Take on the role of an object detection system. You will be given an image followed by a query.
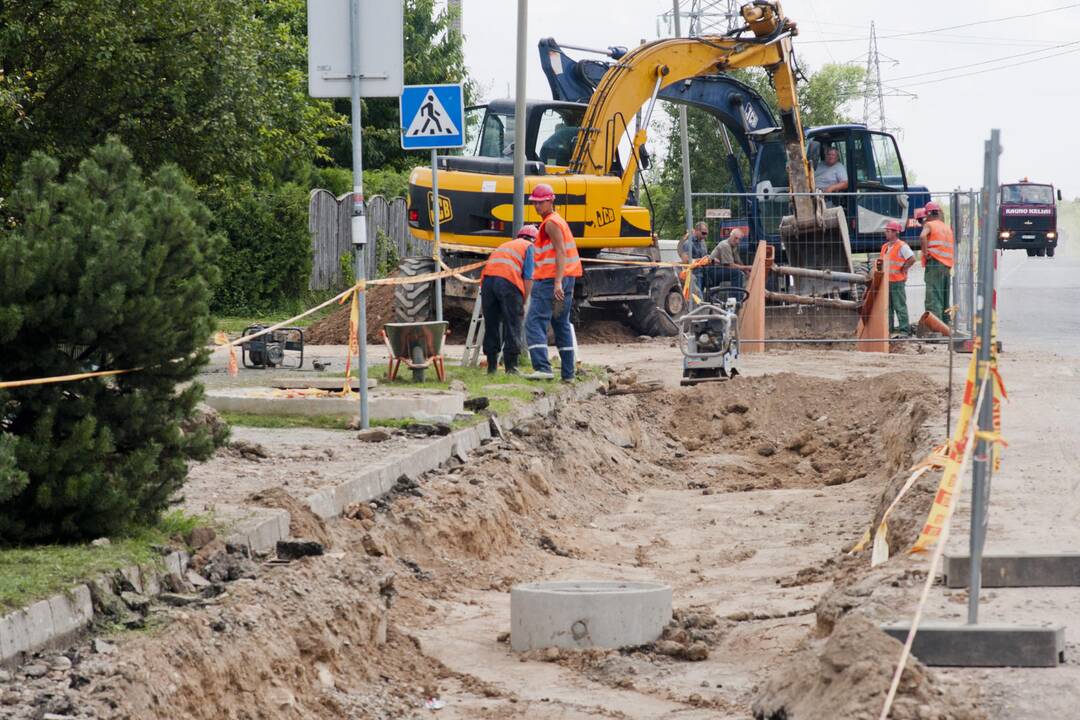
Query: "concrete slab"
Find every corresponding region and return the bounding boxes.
[881,622,1065,667]
[511,580,672,652]
[204,387,464,419]
[47,585,93,639]
[271,378,377,391]
[23,599,54,651]
[943,553,1080,588]
[224,508,290,555]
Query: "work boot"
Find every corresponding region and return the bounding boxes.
[486,355,499,375]
[504,355,519,375]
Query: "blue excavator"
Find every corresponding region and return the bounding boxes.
[537,37,930,254]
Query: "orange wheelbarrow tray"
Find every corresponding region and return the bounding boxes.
[380,321,450,382]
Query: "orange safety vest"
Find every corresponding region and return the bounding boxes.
[880,240,911,283]
[533,212,583,280]
[923,219,954,268]
[481,237,532,296]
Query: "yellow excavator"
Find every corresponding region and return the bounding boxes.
[400,0,848,331]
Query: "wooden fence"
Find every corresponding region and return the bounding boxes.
[308,191,427,290]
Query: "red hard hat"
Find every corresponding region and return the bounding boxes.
[527,183,556,202]
[914,208,927,220]
[884,220,904,232]
[516,224,539,240]
[924,201,942,213]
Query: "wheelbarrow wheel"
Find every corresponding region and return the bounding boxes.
[411,345,426,383]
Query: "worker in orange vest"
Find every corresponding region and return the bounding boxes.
[523,183,583,381]
[880,219,916,335]
[479,225,537,375]
[919,201,955,322]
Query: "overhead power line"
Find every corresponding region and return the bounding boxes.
[884,39,1080,82]
[800,2,1080,44]
[890,45,1080,88]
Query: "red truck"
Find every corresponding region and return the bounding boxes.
[997,179,1061,257]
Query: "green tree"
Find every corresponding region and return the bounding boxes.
[0,139,225,542]
[0,0,342,190]
[647,64,866,238]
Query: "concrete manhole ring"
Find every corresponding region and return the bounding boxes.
[510,580,672,651]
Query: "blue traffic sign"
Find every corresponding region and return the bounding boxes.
[400,84,465,150]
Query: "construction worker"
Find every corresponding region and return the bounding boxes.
[524,183,583,382]
[880,219,916,335]
[678,221,710,297]
[479,225,537,375]
[919,201,954,322]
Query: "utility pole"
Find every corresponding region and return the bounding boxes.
[348,0,370,429]
[860,21,916,134]
[512,0,528,233]
[672,0,693,236]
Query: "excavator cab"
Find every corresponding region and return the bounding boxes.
[460,99,585,170]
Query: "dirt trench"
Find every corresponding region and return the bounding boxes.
[6,372,984,719]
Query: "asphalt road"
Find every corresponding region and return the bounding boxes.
[996,248,1080,356]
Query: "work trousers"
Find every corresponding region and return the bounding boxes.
[526,277,576,380]
[924,258,951,322]
[889,281,910,334]
[480,276,524,370]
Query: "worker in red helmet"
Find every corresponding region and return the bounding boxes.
[523,183,582,382]
[919,201,954,322]
[479,225,538,375]
[880,219,916,336]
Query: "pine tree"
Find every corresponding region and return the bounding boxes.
[0,138,225,542]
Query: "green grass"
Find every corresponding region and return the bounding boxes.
[0,510,211,612]
[213,299,340,336]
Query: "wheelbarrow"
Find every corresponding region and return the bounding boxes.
[381,321,450,382]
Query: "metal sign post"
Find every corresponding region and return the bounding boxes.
[308,0,403,429]
[400,83,466,324]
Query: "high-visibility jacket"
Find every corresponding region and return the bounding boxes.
[922,219,955,268]
[481,238,532,296]
[880,240,912,283]
[533,212,582,280]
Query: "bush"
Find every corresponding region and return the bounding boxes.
[0,138,225,542]
[206,181,312,314]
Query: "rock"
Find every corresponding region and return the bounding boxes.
[826,471,850,486]
[464,396,489,412]
[361,532,388,557]
[229,439,268,460]
[0,669,10,683]
[185,526,217,550]
[449,379,468,393]
[725,401,749,414]
[496,632,510,644]
[655,640,684,657]
[182,404,230,446]
[344,502,375,521]
[1,690,21,705]
[315,662,335,690]
[162,572,192,593]
[186,570,211,589]
[23,663,48,678]
[688,693,703,705]
[90,537,111,548]
[276,539,325,560]
[119,591,150,613]
[48,656,72,671]
[158,593,201,607]
[87,577,129,620]
[542,647,561,662]
[92,639,117,655]
[203,550,258,583]
[684,642,709,661]
[756,444,777,457]
[356,428,392,443]
[267,687,296,708]
[726,610,752,621]
[489,416,505,439]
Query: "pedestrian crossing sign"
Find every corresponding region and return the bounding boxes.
[400,84,465,150]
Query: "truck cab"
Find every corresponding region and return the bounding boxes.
[998,180,1060,257]
[752,124,931,253]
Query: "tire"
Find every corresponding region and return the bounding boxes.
[1047,246,1056,258]
[1026,248,1037,257]
[627,273,681,337]
[1036,248,1046,257]
[410,345,426,383]
[394,256,437,322]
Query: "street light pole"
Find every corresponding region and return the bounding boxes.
[513,0,528,232]
[349,0,370,429]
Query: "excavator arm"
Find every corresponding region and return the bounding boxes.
[568,1,822,232]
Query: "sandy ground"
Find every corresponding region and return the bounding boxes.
[4,251,1077,719]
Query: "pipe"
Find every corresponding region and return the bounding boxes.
[764,291,859,311]
[770,265,869,285]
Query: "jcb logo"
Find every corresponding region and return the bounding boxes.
[595,207,615,227]
[427,192,453,225]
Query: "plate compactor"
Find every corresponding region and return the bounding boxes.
[678,290,745,386]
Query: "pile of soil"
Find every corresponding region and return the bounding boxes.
[575,319,639,344]
[751,614,985,720]
[306,283,396,344]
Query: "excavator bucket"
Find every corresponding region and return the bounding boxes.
[778,206,854,297]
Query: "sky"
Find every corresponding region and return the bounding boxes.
[458,0,1080,197]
